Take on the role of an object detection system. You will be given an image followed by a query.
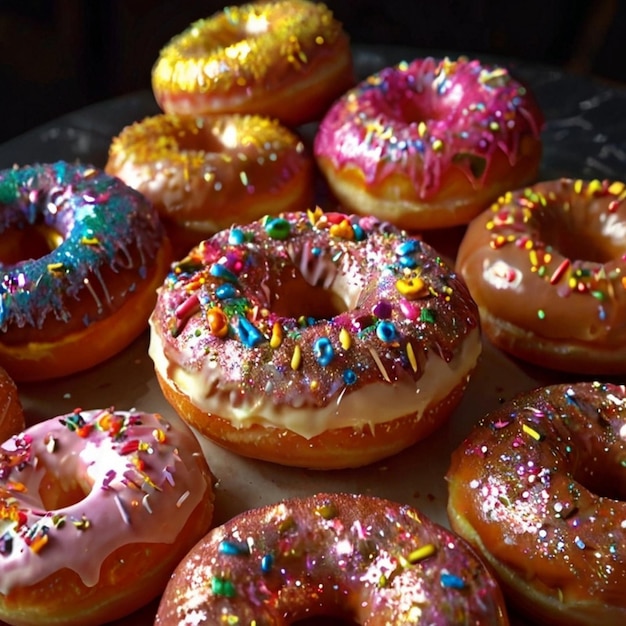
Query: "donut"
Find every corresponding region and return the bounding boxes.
[446,381,626,626]
[155,492,509,625]
[0,162,172,382]
[456,178,626,375]
[148,208,481,469]
[314,56,544,230]
[0,366,24,443]
[105,113,314,257]
[150,0,355,127]
[0,407,215,626]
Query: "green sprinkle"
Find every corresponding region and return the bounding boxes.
[264,217,290,240]
[537,309,546,320]
[211,576,236,597]
[0,174,18,204]
[420,308,436,323]
[591,290,605,301]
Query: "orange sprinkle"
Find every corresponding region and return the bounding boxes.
[207,308,229,337]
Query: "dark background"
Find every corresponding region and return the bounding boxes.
[0,0,624,144]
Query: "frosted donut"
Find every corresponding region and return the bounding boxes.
[151,0,354,127]
[314,56,543,230]
[0,366,24,443]
[155,492,509,625]
[456,178,626,375]
[106,113,314,257]
[148,208,481,469]
[0,408,214,626]
[0,162,172,382]
[447,381,626,626]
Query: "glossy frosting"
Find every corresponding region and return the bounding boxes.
[447,382,626,626]
[314,56,542,210]
[0,408,213,595]
[456,178,626,373]
[155,492,509,625]
[151,0,354,125]
[0,367,23,444]
[149,209,481,439]
[0,162,165,337]
[106,113,314,247]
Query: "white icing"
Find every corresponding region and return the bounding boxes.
[149,325,481,439]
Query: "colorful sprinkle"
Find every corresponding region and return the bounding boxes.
[264,216,291,240]
[313,337,334,366]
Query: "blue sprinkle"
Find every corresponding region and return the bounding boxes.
[343,369,357,385]
[575,536,586,550]
[395,239,422,257]
[215,283,238,300]
[376,320,397,342]
[228,228,246,245]
[235,318,265,348]
[441,572,466,589]
[352,223,365,241]
[261,554,274,573]
[311,247,322,256]
[398,255,419,269]
[313,337,334,366]
[210,263,238,283]
[0,532,13,556]
[218,540,250,556]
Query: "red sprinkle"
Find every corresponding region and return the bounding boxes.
[549,259,570,285]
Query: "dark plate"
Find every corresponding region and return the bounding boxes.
[2,45,624,626]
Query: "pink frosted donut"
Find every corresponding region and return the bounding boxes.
[155,492,510,625]
[314,56,544,230]
[148,208,481,469]
[0,408,214,626]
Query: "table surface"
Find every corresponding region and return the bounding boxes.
[1,45,625,625]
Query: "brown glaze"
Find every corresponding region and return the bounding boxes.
[456,178,626,374]
[447,381,626,626]
[0,366,23,442]
[156,492,509,625]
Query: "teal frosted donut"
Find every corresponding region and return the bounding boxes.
[0,162,171,381]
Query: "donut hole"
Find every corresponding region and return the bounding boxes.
[36,464,94,510]
[572,449,626,502]
[168,123,225,154]
[395,94,451,125]
[272,275,348,320]
[0,223,63,265]
[271,266,352,321]
[535,206,621,263]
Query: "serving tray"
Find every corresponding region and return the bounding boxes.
[1,44,625,625]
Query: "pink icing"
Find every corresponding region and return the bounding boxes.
[0,409,212,594]
[314,57,543,198]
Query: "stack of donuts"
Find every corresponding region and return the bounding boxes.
[1,0,626,624]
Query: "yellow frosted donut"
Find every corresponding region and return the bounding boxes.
[106,113,314,257]
[151,0,355,127]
